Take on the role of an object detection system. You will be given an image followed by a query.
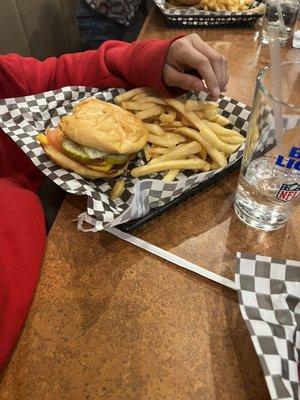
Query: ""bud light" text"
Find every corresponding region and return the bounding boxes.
[275,147,300,170]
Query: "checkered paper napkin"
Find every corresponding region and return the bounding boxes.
[0,87,250,231]
[235,253,300,400]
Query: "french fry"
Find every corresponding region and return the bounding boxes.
[219,135,245,145]
[159,107,177,124]
[115,87,151,104]
[200,140,228,167]
[131,159,210,178]
[173,125,202,142]
[150,146,170,155]
[110,180,125,199]
[199,148,207,160]
[159,112,175,124]
[195,110,204,119]
[211,161,221,170]
[166,107,177,121]
[202,120,236,136]
[230,144,243,153]
[132,93,147,101]
[165,99,236,154]
[165,133,186,143]
[137,96,166,105]
[160,121,184,128]
[135,106,164,121]
[148,134,181,148]
[146,124,166,136]
[163,169,180,182]
[143,143,152,162]
[202,121,245,145]
[150,141,202,165]
[213,114,231,126]
[186,100,201,112]
[181,115,193,127]
[122,101,156,111]
[185,99,218,112]
[174,127,227,167]
[202,107,219,121]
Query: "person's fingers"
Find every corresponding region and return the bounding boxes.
[165,34,229,97]
[163,64,206,92]
[223,74,229,92]
[191,35,228,91]
[220,57,228,92]
[174,46,220,98]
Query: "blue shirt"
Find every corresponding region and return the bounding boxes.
[85,0,142,25]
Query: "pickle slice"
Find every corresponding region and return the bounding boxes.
[62,137,130,166]
[61,138,92,164]
[104,154,130,165]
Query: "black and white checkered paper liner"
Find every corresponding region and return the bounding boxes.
[155,0,263,17]
[253,105,300,158]
[236,253,300,400]
[0,87,250,231]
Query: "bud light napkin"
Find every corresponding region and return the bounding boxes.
[235,253,300,400]
[0,87,250,231]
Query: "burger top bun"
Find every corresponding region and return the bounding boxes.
[59,98,148,155]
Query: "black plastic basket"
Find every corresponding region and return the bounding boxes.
[155,0,263,28]
[119,159,241,231]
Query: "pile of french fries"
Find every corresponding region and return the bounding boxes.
[169,0,261,12]
[198,0,254,11]
[114,87,245,184]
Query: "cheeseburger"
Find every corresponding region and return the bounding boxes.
[37,98,148,179]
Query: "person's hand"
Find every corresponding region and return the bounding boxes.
[163,34,228,100]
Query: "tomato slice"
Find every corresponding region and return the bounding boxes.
[45,128,64,152]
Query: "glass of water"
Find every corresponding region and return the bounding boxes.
[261,0,300,44]
[234,62,300,231]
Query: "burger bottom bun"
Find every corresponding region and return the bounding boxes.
[44,145,128,180]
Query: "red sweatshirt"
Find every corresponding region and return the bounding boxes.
[0,38,176,370]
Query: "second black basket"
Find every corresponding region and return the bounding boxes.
[154,0,264,28]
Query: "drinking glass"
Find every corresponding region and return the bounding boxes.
[261,0,300,44]
[234,62,300,231]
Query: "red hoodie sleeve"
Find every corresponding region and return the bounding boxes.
[0,37,180,372]
[0,39,177,99]
[0,178,46,370]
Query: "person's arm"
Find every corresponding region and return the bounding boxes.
[0,39,176,99]
[0,35,228,101]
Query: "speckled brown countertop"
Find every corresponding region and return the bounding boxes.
[0,9,299,400]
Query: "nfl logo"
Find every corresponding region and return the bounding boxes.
[276,182,300,202]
